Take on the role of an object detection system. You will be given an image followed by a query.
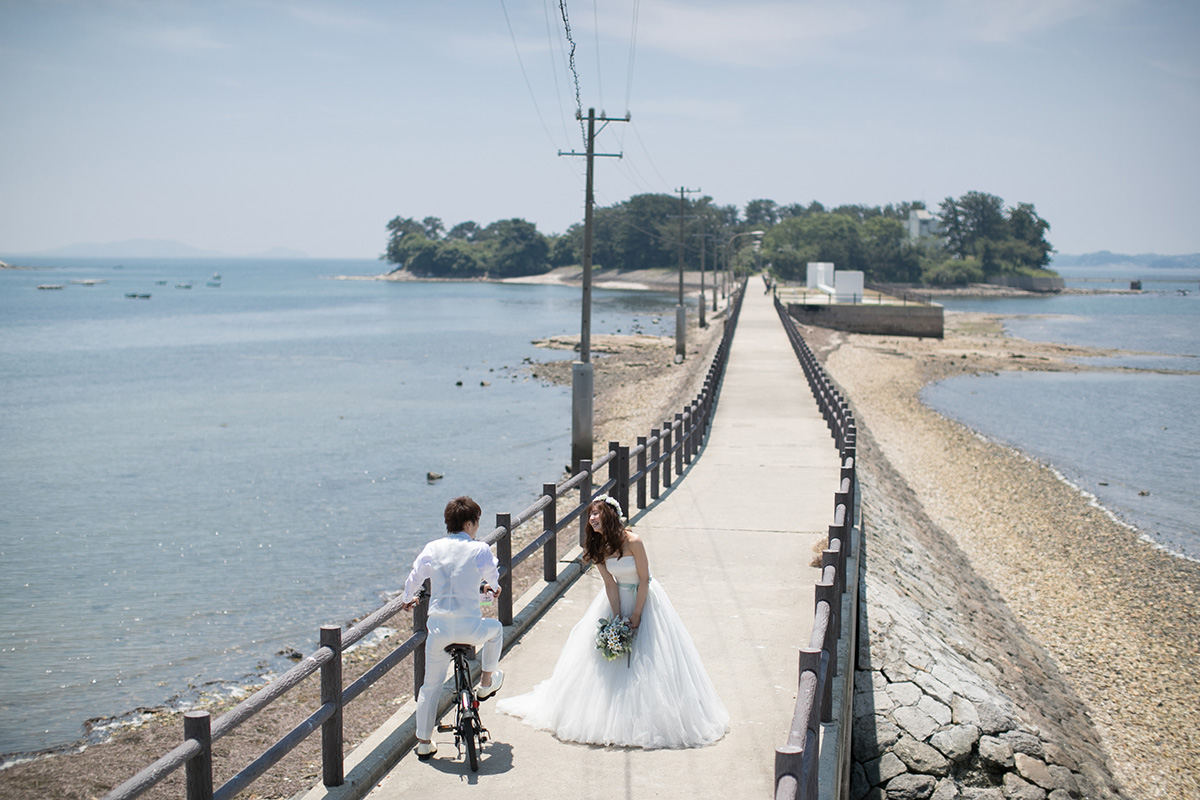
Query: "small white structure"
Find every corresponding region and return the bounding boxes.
[806,262,864,303]
[907,209,942,241]
[807,262,835,292]
[834,270,864,303]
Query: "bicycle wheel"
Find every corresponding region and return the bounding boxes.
[463,713,479,771]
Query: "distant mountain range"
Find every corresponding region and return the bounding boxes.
[8,238,309,259]
[1051,251,1200,270]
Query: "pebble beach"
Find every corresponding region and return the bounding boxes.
[808,311,1199,799]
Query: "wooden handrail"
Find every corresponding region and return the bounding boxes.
[772,294,860,800]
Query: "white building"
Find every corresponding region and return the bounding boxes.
[906,209,942,241]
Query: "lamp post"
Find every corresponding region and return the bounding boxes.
[725,230,765,292]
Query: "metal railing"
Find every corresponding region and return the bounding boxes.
[772,295,859,800]
[102,281,746,800]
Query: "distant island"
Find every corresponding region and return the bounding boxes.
[7,239,309,259]
[1050,251,1200,270]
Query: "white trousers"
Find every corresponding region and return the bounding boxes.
[416,613,503,740]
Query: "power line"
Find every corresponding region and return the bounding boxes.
[557,0,585,148]
[624,0,639,114]
[499,0,560,149]
[543,0,573,147]
[592,0,604,112]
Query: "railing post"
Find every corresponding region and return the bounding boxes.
[578,460,592,547]
[674,412,684,475]
[650,429,661,500]
[607,441,620,501]
[413,578,430,699]
[662,423,673,487]
[320,625,344,787]
[542,483,558,583]
[184,711,213,800]
[636,436,647,510]
[496,512,513,625]
[617,444,630,518]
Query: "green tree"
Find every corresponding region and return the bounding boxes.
[481,218,549,277]
[744,199,779,228]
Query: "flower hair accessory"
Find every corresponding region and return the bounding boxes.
[597,494,625,522]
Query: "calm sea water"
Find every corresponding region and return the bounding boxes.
[925,265,1200,562]
[0,257,680,756]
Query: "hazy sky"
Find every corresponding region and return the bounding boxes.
[2,0,1197,258]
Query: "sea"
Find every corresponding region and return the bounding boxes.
[924,265,1200,563]
[0,256,680,759]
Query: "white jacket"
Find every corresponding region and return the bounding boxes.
[402,532,500,617]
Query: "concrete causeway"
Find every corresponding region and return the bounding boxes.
[308,288,844,799]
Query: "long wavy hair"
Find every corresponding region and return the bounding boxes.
[583,499,627,565]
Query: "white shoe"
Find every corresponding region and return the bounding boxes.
[415,740,437,760]
[477,670,504,700]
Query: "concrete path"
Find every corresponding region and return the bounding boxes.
[357,288,842,799]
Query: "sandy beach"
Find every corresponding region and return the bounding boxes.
[808,311,1200,799]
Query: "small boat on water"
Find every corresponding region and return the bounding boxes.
[124,293,152,299]
[37,284,64,290]
[69,279,107,285]
[207,281,221,287]
[176,283,193,289]
[155,280,168,285]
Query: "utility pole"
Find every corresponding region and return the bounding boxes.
[674,186,700,362]
[559,107,629,472]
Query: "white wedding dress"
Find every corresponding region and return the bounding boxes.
[497,555,729,749]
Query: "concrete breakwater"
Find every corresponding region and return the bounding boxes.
[849,423,1124,800]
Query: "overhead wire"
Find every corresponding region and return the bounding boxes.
[499,0,561,151]
[558,0,586,148]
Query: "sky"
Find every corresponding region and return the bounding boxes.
[1,0,1198,259]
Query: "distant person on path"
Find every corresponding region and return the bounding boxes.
[401,496,504,760]
[498,496,728,749]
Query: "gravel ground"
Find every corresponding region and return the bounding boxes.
[808,312,1200,800]
[0,293,726,800]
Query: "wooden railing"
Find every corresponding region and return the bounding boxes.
[102,282,746,800]
[771,295,859,800]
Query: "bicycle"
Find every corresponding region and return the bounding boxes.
[412,584,495,772]
[436,642,489,771]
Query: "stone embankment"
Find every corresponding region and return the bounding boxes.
[848,424,1125,800]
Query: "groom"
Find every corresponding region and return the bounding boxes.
[401,496,505,759]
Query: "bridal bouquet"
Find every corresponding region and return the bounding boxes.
[596,616,634,663]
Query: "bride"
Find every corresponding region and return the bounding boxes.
[497,495,729,749]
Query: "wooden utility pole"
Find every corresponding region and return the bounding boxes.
[559,108,629,471]
[674,186,700,361]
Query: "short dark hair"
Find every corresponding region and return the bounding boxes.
[444,496,481,533]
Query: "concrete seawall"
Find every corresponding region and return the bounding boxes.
[786,303,944,339]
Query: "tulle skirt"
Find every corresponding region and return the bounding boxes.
[497,577,729,749]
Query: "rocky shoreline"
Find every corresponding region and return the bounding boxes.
[803,314,1199,799]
